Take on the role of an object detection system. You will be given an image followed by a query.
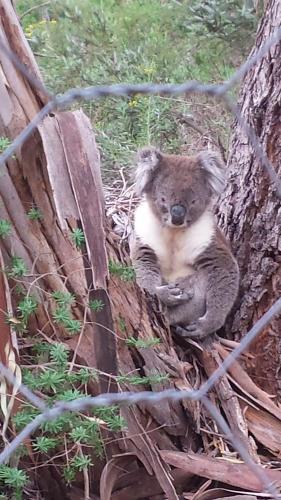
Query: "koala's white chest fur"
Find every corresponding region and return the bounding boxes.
[134,200,215,282]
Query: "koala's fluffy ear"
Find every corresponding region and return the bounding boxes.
[197,150,226,196]
[134,146,162,195]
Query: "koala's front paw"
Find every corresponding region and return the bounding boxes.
[156,284,193,306]
[175,318,210,340]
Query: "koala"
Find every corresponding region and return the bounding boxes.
[130,146,239,340]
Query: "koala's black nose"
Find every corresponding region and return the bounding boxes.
[170,204,186,225]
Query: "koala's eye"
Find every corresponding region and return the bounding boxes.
[191,199,196,205]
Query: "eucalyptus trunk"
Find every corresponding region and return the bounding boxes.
[219,0,281,396]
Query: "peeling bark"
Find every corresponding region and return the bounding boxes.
[219,0,281,396]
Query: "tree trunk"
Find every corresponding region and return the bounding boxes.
[219,0,281,396]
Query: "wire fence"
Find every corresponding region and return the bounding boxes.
[1,17,281,500]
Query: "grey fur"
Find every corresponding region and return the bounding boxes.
[135,146,161,196]
[198,150,226,196]
[130,146,239,340]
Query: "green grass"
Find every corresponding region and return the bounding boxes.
[17,0,257,179]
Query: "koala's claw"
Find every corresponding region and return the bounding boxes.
[175,320,209,340]
[156,284,193,306]
[167,285,183,295]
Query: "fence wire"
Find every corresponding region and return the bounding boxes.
[0,19,281,500]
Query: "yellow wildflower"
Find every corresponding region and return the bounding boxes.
[128,99,138,108]
[143,67,154,75]
[25,23,33,35]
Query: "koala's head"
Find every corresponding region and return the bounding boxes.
[135,146,225,228]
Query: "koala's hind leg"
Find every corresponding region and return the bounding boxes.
[167,272,207,326]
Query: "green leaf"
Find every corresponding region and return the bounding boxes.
[8,256,27,277]
[64,318,81,334]
[71,454,92,471]
[17,296,38,324]
[107,414,126,432]
[33,436,58,453]
[53,306,81,334]
[27,207,43,220]
[57,388,83,401]
[93,405,126,431]
[52,290,75,306]
[89,299,104,312]
[13,405,40,430]
[38,369,66,392]
[0,219,12,238]
[0,465,27,489]
[64,465,76,483]
[69,425,89,442]
[126,337,161,348]
[108,260,135,281]
[42,413,73,433]
[53,306,71,324]
[116,373,169,385]
[0,137,11,152]
[22,370,39,391]
[71,228,85,248]
[50,343,69,366]
[74,367,98,384]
